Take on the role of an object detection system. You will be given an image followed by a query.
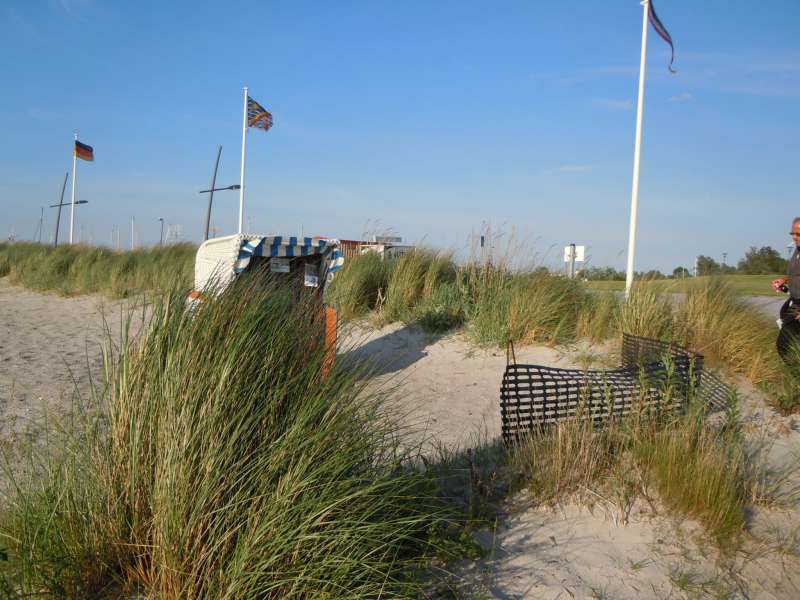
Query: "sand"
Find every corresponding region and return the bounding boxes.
[339,321,590,450]
[0,279,138,442]
[2,278,800,598]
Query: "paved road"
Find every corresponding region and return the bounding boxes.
[742,296,785,321]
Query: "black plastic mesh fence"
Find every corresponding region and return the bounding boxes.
[621,333,731,410]
[621,333,701,370]
[499,333,732,445]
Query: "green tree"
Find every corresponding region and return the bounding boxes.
[696,255,721,276]
[672,266,690,278]
[584,266,625,281]
[737,246,788,274]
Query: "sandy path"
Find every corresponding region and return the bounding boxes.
[0,279,135,442]
[340,322,588,450]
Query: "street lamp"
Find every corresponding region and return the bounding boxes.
[49,200,88,207]
[50,200,88,247]
[199,184,241,241]
[199,184,241,193]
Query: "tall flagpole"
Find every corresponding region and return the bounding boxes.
[238,86,248,235]
[624,0,650,298]
[69,133,78,244]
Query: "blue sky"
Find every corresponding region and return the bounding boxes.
[1,0,798,272]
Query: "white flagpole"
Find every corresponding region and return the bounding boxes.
[238,86,248,235]
[624,0,650,298]
[69,132,78,244]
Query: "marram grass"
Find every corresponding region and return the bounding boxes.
[0,241,195,297]
[512,387,754,551]
[0,275,454,598]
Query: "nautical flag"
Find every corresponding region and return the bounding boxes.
[648,0,676,73]
[74,140,94,161]
[247,96,273,131]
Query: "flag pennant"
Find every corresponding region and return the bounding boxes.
[247,96,273,131]
[74,140,94,161]
[648,0,676,73]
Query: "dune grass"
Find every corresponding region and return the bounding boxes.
[331,254,797,411]
[0,275,464,598]
[675,278,782,385]
[327,250,393,320]
[331,251,587,346]
[587,274,783,297]
[383,250,453,322]
[604,278,798,411]
[0,242,195,297]
[511,380,757,551]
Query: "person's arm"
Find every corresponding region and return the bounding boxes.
[772,276,789,292]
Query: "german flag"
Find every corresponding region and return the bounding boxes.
[75,140,94,162]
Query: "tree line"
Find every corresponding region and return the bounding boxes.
[584,245,791,281]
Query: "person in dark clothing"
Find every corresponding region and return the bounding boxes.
[773,217,800,362]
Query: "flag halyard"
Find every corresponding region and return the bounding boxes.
[247,96,273,131]
[648,0,676,73]
[74,140,94,161]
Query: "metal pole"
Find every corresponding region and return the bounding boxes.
[624,0,650,298]
[69,133,77,243]
[238,86,248,234]
[205,145,222,240]
[569,243,576,279]
[37,207,44,243]
[54,172,69,247]
[159,218,164,245]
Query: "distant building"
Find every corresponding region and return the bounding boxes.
[338,239,366,259]
[360,236,415,258]
[338,235,415,259]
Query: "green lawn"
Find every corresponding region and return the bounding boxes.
[585,274,785,296]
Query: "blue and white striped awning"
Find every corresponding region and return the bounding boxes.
[234,236,344,276]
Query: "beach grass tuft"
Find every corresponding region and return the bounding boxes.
[512,387,754,550]
[0,275,456,598]
[0,241,195,297]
